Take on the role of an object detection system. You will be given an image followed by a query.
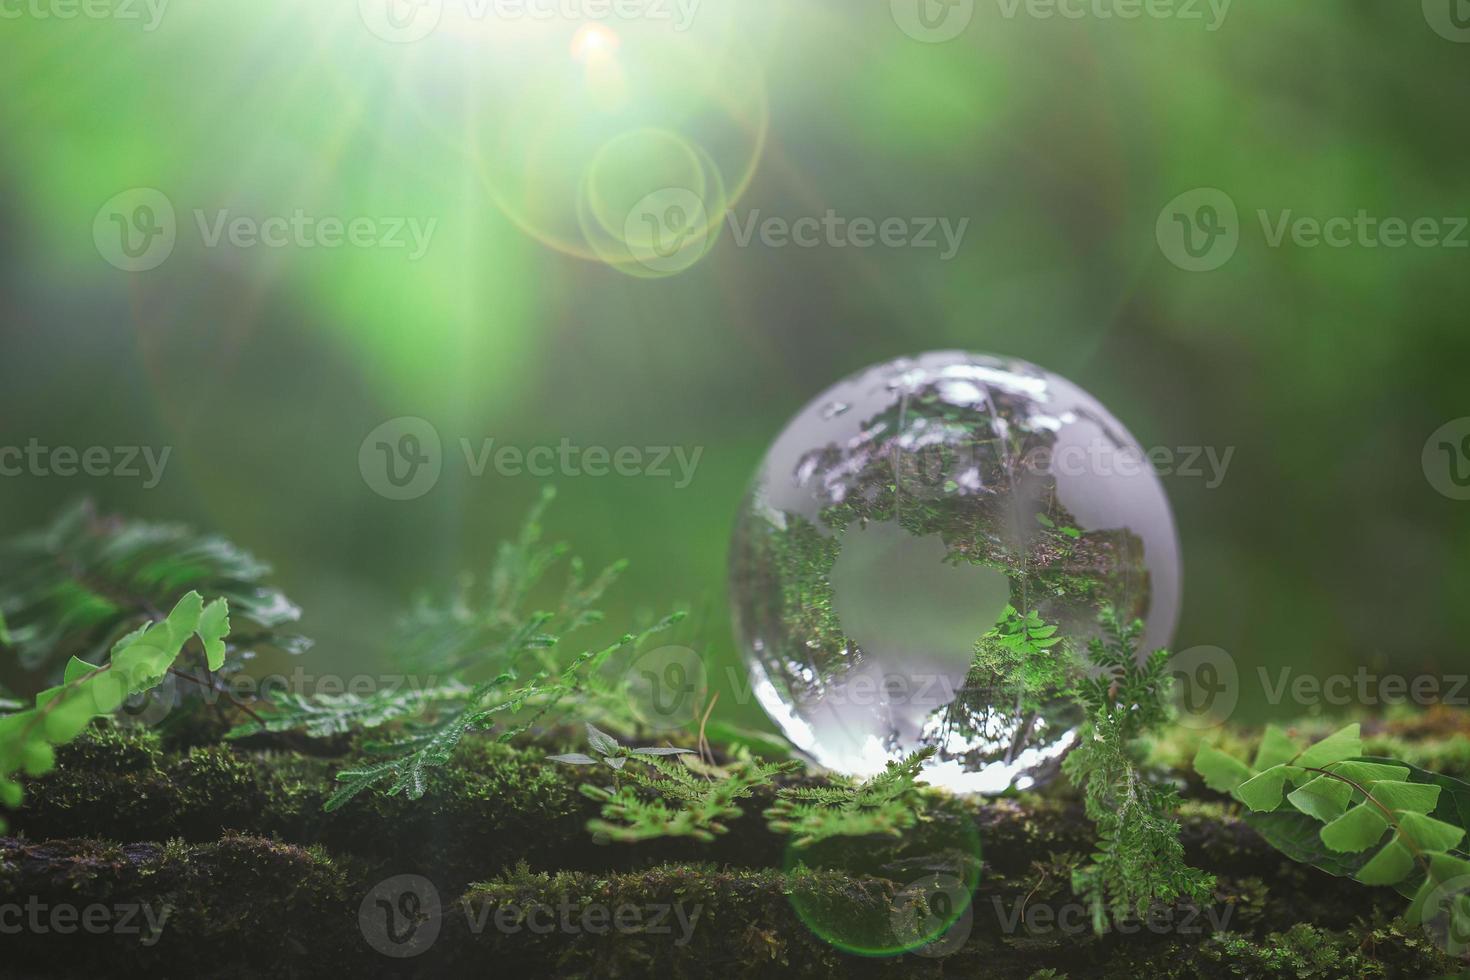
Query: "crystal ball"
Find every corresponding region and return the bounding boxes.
[729,351,1180,793]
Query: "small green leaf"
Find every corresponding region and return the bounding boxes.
[1245,809,1372,879]
[1354,838,1416,886]
[629,747,696,757]
[1372,781,1442,816]
[1238,765,1302,812]
[1406,854,1470,925]
[1320,803,1390,852]
[21,738,55,777]
[198,599,231,671]
[1288,775,1354,823]
[42,694,97,743]
[585,723,621,758]
[1328,761,1410,785]
[0,777,21,808]
[547,753,598,765]
[1195,745,1252,794]
[63,657,101,685]
[1296,724,1362,769]
[1397,811,1466,852]
[1253,725,1299,771]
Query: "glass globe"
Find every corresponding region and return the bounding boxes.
[729,351,1180,793]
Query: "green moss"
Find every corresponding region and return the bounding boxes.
[6,717,1470,977]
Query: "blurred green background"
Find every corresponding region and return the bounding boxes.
[2,1,1467,726]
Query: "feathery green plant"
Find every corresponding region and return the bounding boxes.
[198,488,686,807]
[764,747,935,847]
[224,681,472,740]
[581,754,797,843]
[547,721,695,770]
[1196,723,1470,951]
[549,720,796,842]
[324,615,681,810]
[970,605,1074,705]
[1064,606,1215,931]
[0,591,229,831]
[0,501,304,686]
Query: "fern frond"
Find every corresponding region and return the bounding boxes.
[584,756,797,842]
[224,681,472,739]
[0,502,304,680]
[1066,607,1213,930]
[764,748,934,847]
[325,616,683,811]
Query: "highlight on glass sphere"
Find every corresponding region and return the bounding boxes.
[729,351,1181,794]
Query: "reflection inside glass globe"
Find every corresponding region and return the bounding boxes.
[730,351,1180,793]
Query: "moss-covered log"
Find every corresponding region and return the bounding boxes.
[4,711,1470,978]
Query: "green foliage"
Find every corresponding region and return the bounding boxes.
[324,617,681,810]
[0,591,229,830]
[1195,723,1470,948]
[581,753,797,843]
[396,487,614,680]
[1064,605,1214,931]
[970,605,1073,701]
[550,721,795,845]
[763,747,934,847]
[547,721,695,771]
[0,501,304,681]
[205,489,687,808]
[223,681,472,739]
